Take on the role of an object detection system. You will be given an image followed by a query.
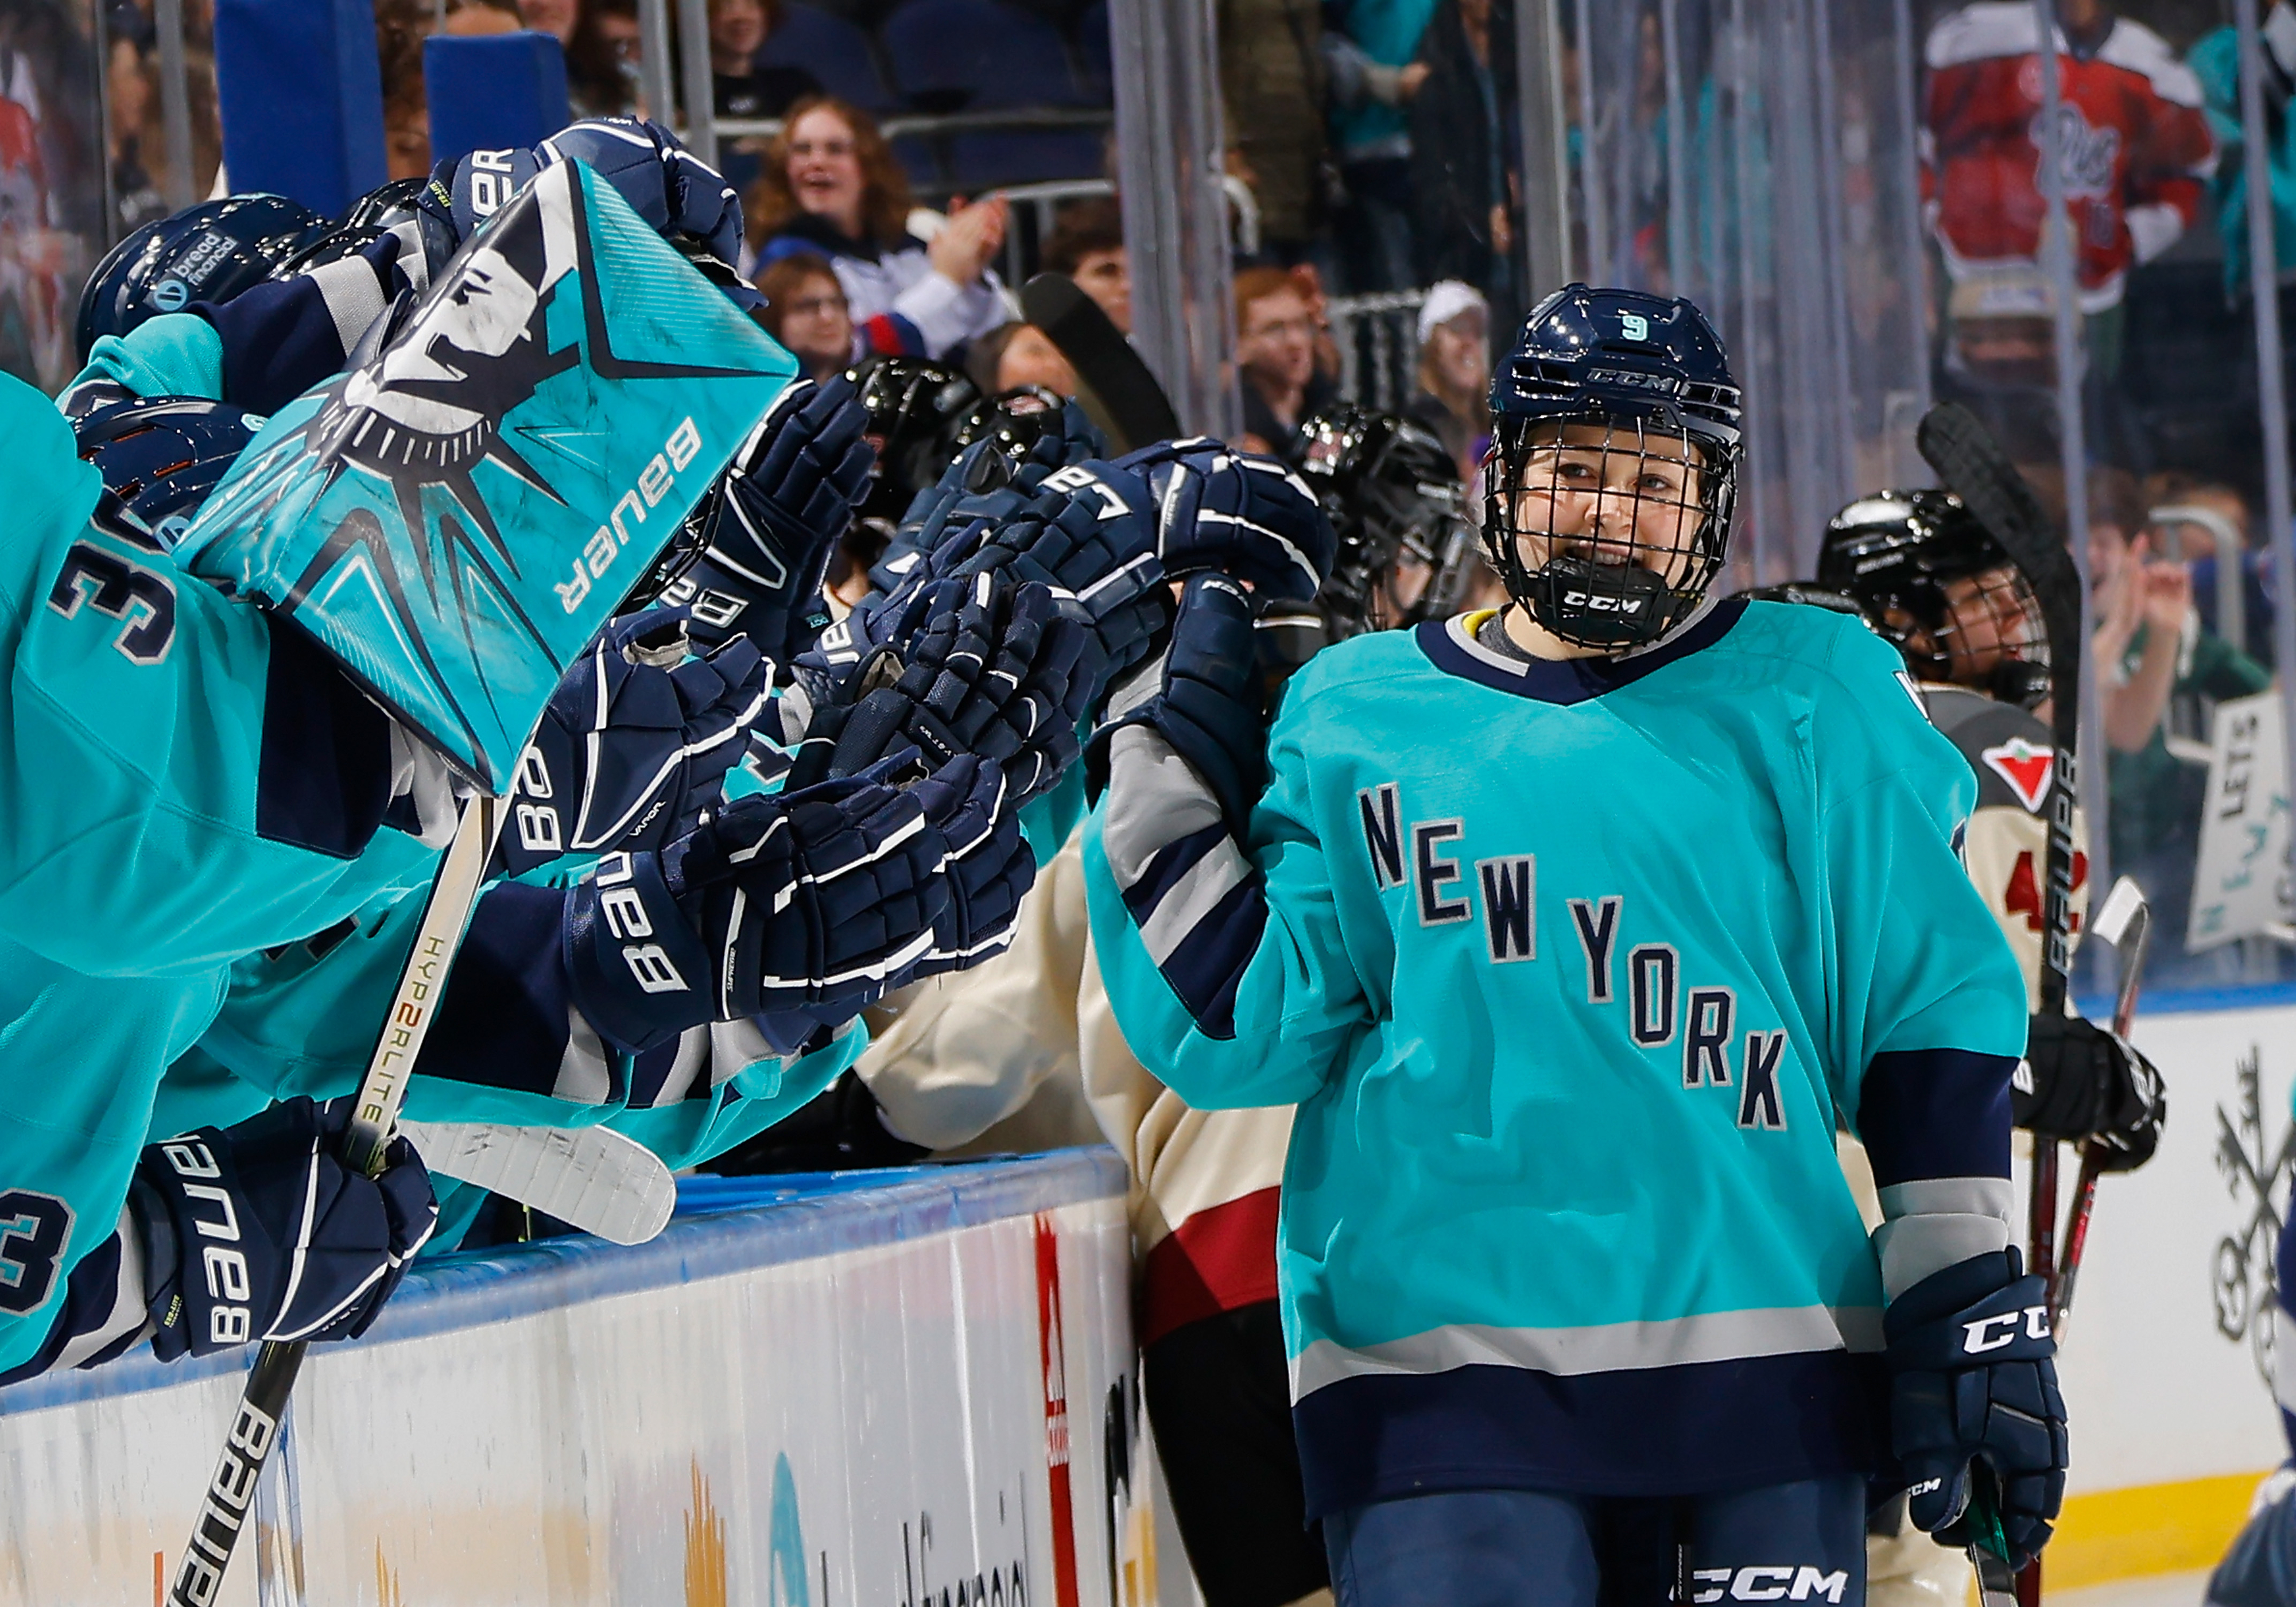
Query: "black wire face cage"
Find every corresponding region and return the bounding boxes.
[1324,481,1477,638]
[1870,562,2053,708]
[1481,412,1737,650]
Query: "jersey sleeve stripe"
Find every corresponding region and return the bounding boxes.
[1856,1046,2016,1191]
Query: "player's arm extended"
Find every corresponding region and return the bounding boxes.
[1822,640,2031,1300]
[0,402,447,977]
[1080,580,1369,1109]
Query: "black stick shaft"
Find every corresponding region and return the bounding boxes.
[167,1341,302,1607]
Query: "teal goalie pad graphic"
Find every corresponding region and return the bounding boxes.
[173,158,799,791]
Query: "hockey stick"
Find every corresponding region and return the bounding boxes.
[169,792,503,1607]
[1019,272,1181,454]
[2050,876,2151,1336]
[399,1120,678,1247]
[1917,402,2086,1607]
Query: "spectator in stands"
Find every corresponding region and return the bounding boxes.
[1219,0,1329,262]
[2146,471,2275,665]
[709,0,819,120]
[374,0,435,179]
[757,252,854,380]
[444,0,521,33]
[1408,0,1517,315]
[1324,0,1436,293]
[964,323,1079,396]
[1405,278,1489,481]
[521,0,581,46]
[2088,466,2269,961]
[1235,264,1337,456]
[749,95,1011,363]
[567,0,645,117]
[1042,197,1131,335]
[1921,1,2214,381]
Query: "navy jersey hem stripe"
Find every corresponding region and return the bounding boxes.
[1413,598,1749,706]
[1292,1350,1886,1515]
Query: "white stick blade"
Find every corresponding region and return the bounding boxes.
[400,1120,678,1245]
[2092,875,2148,950]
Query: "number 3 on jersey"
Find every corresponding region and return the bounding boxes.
[47,539,179,664]
[0,1190,73,1315]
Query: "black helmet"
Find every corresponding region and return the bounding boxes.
[72,394,261,539]
[76,194,332,361]
[1484,283,1742,650]
[271,176,459,282]
[1297,403,1476,638]
[947,385,1068,475]
[845,355,983,523]
[1817,487,2051,707]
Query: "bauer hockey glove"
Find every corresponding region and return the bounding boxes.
[1087,572,1270,828]
[498,613,770,877]
[907,754,1035,977]
[1117,437,1339,603]
[2016,1014,2166,1172]
[661,375,876,660]
[430,118,754,307]
[132,1097,438,1360]
[1884,1248,2068,1569]
[805,575,1091,801]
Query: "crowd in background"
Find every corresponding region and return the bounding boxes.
[45,0,2296,989]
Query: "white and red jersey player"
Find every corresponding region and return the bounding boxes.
[1923,1,2216,313]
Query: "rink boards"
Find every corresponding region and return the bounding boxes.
[0,1148,1147,1607]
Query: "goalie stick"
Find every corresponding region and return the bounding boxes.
[1020,272,1181,453]
[1917,402,2086,1607]
[169,792,503,1607]
[2050,876,2152,1336]
[400,1120,678,1248]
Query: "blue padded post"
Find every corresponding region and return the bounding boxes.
[212,0,387,214]
[424,33,572,169]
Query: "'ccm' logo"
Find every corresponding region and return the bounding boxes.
[1963,1305,2051,1353]
[554,417,704,613]
[1690,1566,1850,1604]
[1561,590,1649,615]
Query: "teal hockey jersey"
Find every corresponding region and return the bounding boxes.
[1083,599,2030,1511]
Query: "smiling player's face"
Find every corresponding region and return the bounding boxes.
[1507,420,1706,588]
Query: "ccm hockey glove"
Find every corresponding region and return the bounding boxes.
[498,613,769,876]
[662,376,876,660]
[133,1098,437,1359]
[1884,1248,2068,1569]
[812,575,1091,801]
[564,761,971,1051]
[1088,572,1270,827]
[2017,1014,2166,1172]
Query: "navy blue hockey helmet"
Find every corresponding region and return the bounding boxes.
[272,176,460,283]
[1484,284,1743,649]
[75,194,332,362]
[1297,402,1477,639]
[1818,488,2051,707]
[73,394,260,539]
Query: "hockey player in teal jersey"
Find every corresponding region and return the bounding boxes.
[1081,284,2061,1604]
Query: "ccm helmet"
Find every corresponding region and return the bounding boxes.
[1484,283,1742,649]
[1817,488,2051,707]
[1297,403,1476,638]
[77,194,331,360]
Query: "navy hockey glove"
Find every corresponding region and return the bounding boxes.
[815,575,1091,801]
[1117,437,1337,602]
[133,1098,437,1360]
[2017,1014,2165,1171]
[909,754,1036,976]
[1884,1248,2067,1569]
[432,118,753,307]
[662,376,875,659]
[1088,572,1269,827]
[498,614,769,876]
[869,398,1111,595]
[563,762,955,1051]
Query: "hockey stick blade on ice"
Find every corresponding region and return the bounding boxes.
[2052,876,2152,1335]
[400,1120,677,1246]
[169,792,503,1607]
[1021,272,1180,454]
